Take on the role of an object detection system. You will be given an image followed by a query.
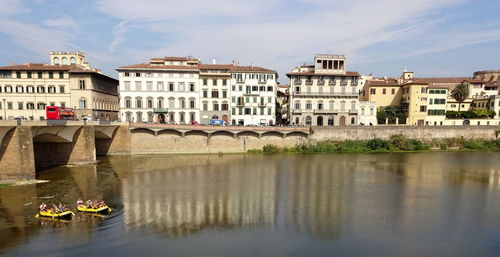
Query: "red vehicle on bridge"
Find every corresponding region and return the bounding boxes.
[46,106,76,120]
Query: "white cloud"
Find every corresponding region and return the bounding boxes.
[43,16,78,29]
[94,0,481,80]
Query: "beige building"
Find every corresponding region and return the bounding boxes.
[288,54,373,126]
[199,63,231,124]
[400,82,429,125]
[0,51,119,121]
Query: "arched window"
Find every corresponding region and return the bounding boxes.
[306,101,312,110]
[125,112,132,122]
[70,57,76,64]
[317,116,323,126]
[340,101,346,111]
[79,98,87,109]
[135,97,142,108]
[317,101,323,110]
[295,117,299,125]
[53,57,60,65]
[62,57,67,65]
[328,116,334,126]
[351,117,356,125]
[361,107,365,115]
[136,112,143,122]
[305,116,312,126]
[370,108,374,115]
[351,101,356,110]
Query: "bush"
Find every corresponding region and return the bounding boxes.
[262,144,280,154]
[367,138,390,151]
[440,143,448,150]
[389,134,430,151]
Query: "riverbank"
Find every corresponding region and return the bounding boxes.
[249,135,500,154]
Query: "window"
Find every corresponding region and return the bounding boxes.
[7,102,13,110]
[70,57,76,64]
[169,83,174,91]
[37,72,43,78]
[136,98,142,108]
[147,99,153,108]
[168,98,175,108]
[79,98,87,109]
[16,72,21,78]
[59,72,64,78]
[135,73,141,77]
[37,86,44,93]
[222,79,227,86]
[211,91,219,98]
[49,72,53,79]
[125,99,131,108]
[60,102,66,108]
[268,108,272,115]
[16,86,24,93]
[157,82,164,91]
[203,90,208,98]
[179,112,185,123]
[37,102,45,110]
[135,81,142,91]
[147,81,153,91]
[391,88,395,94]
[48,86,56,93]
[59,86,65,93]
[267,86,273,91]
[222,90,227,98]
[383,88,386,94]
[370,88,376,94]
[125,72,130,77]
[27,72,32,78]
[203,79,207,86]
[420,106,427,112]
[179,83,185,91]
[221,103,228,111]
[190,100,195,109]
[27,102,35,109]
[18,102,23,110]
[53,57,59,65]
[189,83,195,92]
[294,101,301,110]
[203,102,208,111]
[49,102,55,106]
[79,80,85,89]
[213,102,219,111]
[179,99,186,109]
[306,101,312,110]
[5,86,12,93]
[62,57,67,65]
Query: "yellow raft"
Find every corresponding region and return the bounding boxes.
[35,210,75,219]
[77,205,112,214]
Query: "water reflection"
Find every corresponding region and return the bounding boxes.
[0,152,499,256]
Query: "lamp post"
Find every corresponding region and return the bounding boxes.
[2,98,6,120]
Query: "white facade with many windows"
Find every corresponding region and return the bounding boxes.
[230,68,277,126]
[117,57,200,123]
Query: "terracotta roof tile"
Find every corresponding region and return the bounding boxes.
[286,71,360,77]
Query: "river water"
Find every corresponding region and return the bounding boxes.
[1,152,500,257]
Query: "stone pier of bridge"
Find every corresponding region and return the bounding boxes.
[0,121,130,181]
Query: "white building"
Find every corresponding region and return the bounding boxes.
[116,57,200,123]
[230,66,278,126]
[287,54,376,126]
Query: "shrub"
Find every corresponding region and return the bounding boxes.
[262,144,280,154]
[440,143,448,150]
[367,138,390,151]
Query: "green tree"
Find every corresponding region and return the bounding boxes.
[377,106,406,124]
[450,82,469,112]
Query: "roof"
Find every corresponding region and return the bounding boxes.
[0,63,79,71]
[150,56,199,62]
[365,79,400,87]
[412,77,470,84]
[286,71,360,77]
[0,63,117,81]
[117,63,276,73]
[462,79,489,84]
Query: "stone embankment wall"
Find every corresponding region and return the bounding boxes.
[310,126,500,141]
[130,125,500,154]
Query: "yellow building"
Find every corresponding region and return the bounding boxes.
[361,78,402,110]
[0,51,119,121]
[400,82,428,125]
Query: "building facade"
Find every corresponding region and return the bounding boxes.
[229,66,277,126]
[117,57,277,125]
[287,54,373,126]
[0,51,119,121]
[117,57,200,124]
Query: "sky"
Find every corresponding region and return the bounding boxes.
[1,0,500,83]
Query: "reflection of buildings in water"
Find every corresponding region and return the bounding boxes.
[285,155,356,240]
[122,155,278,238]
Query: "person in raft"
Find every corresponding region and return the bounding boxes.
[76,199,83,206]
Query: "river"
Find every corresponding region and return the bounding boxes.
[1,152,500,257]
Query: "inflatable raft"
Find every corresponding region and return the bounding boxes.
[36,210,75,219]
[77,205,112,214]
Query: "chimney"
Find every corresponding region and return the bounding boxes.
[212,58,217,64]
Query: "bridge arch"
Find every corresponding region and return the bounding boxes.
[158,129,183,137]
[285,131,308,138]
[211,130,235,138]
[261,131,285,138]
[32,126,82,142]
[130,127,156,136]
[237,131,260,138]
[185,130,209,137]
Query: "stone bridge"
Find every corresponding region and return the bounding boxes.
[0,120,130,181]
